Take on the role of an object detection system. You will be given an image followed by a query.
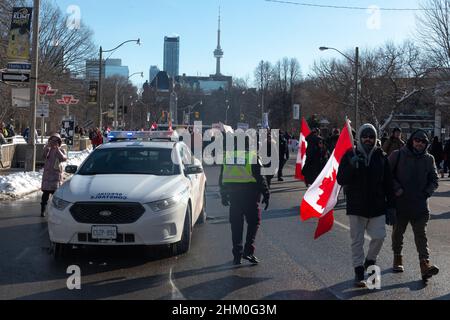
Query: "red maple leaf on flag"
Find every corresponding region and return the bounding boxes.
[316,168,337,209]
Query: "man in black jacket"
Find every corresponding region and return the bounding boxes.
[388,129,439,281]
[337,123,395,287]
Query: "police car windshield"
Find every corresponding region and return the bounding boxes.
[78,148,180,176]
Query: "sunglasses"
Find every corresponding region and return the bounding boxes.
[413,138,427,144]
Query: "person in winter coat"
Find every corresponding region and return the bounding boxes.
[337,123,395,288]
[444,139,450,178]
[382,128,405,157]
[40,133,67,217]
[388,129,439,281]
[277,130,290,181]
[303,131,328,187]
[91,127,104,149]
[429,136,444,171]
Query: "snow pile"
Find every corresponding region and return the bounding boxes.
[0,148,92,201]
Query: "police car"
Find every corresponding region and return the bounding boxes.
[47,131,207,258]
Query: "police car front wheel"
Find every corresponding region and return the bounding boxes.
[171,205,192,256]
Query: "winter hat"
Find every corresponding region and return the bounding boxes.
[411,130,429,144]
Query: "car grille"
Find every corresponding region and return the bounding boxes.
[70,202,145,224]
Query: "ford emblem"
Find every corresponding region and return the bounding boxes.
[99,210,112,217]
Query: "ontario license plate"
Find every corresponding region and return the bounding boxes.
[91,226,117,240]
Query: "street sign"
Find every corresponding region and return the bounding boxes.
[7,62,31,72]
[57,95,79,105]
[1,71,30,83]
[293,104,300,120]
[36,103,49,118]
[7,7,33,61]
[11,88,30,107]
[88,81,98,104]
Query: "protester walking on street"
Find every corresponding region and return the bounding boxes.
[220,137,270,265]
[277,130,290,181]
[388,129,439,281]
[429,136,444,173]
[303,129,328,187]
[40,133,68,217]
[444,139,450,178]
[382,128,405,157]
[337,123,395,288]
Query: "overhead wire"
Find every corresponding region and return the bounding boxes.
[264,0,433,11]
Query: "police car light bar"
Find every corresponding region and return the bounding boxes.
[108,131,179,142]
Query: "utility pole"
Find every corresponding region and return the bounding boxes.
[260,60,264,124]
[114,80,118,130]
[27,0,40,172]
[98,47,103,130]
[354,46,359,129]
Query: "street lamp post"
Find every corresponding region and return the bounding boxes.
[180,101,202,125]
[225,99,230,125]
[114,71,143,130]
[320,46,359,129]
[98,39,140,130]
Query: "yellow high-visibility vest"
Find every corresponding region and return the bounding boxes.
[222,151,257,184]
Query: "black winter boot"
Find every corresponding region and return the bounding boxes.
[354,266,366,288]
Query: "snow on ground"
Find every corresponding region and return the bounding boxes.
[0,148,92,201]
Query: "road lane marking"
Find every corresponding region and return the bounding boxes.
[334,219,371,241]
[169,267,186,300]
[14,247,31,261]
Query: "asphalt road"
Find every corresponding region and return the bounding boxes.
[0,160,449,300]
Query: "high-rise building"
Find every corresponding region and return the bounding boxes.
[105,59,129,78]
[149,65,160,83]
[163,36,180,78]
[86,59,104,80]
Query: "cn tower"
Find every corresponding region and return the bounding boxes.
[214,8,224,76]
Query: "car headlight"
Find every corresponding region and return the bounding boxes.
[146,189,189,212]
[51,196,72,211]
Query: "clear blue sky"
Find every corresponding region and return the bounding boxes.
[53,0,422,86]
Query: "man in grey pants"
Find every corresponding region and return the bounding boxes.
[388,129,439,281]
[337,124,395,287]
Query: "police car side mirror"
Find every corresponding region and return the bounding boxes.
[65,165,78,174]
[184,165,203,175]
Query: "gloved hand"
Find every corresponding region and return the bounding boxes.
[221,195,230,207]
[262,193,270,211]
[386,208,397,226]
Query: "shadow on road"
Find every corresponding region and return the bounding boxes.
[430,212,450,220]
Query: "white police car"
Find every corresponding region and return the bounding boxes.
[47,131,207,258]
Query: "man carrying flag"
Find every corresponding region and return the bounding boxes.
[336,123,395,287]
[295,118,311,181]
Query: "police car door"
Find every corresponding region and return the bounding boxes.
[180,144,201,219]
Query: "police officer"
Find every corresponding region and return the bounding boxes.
[219,136,270,265]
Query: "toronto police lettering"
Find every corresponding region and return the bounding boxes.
[90,193,128,200]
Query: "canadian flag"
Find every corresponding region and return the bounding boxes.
[295,118,311,181]
[300,120,354,239]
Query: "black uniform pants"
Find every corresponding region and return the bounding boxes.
[229,190,262,257]
[278,158,286,179]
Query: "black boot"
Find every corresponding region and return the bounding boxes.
[364,259,376,271]
[354,266,366,288]
[40,204,46,217]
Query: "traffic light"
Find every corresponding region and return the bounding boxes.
[240,113,245,121]
[124,106,128,114]
[194,112,200,119]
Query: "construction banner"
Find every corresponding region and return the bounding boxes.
[7,7,33,61]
